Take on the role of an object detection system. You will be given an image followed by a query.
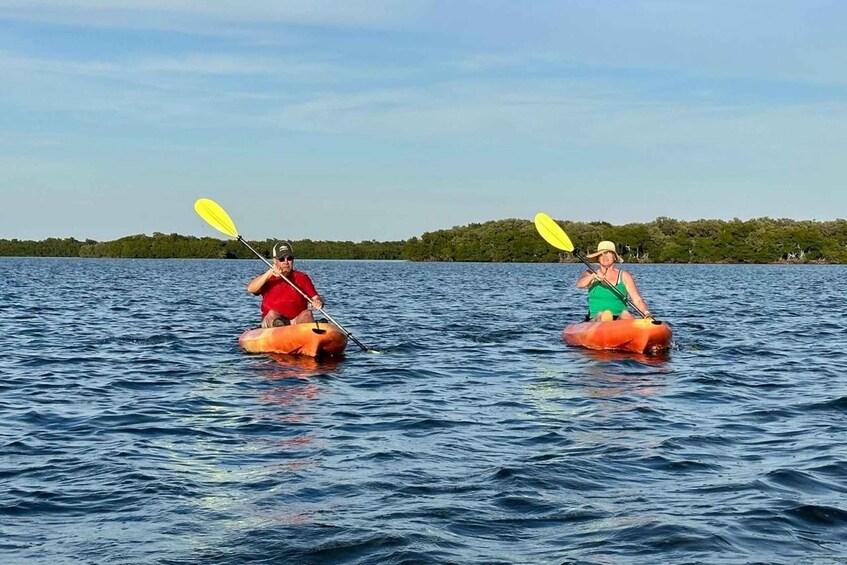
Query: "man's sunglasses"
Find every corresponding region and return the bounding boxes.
[278,256,294,262]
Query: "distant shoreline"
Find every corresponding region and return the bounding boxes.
[0,256,839,265]
[2,216,845,263]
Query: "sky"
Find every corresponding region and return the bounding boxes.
[1,1,846,242]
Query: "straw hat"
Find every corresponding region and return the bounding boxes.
[586,240,623,263]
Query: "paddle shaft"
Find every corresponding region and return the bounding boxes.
[238,236,371,352]
[573,250,651,319]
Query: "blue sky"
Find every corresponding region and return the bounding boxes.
[2,1,845,242]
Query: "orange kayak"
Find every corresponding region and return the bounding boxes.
[562,318,672,355]
[238,322,348,357]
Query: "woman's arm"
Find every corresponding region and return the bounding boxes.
[576,270,600,289]
[622,272,652,317]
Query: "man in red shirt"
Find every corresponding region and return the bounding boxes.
[247,241,324,328]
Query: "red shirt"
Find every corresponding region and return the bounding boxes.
[260,271,318,319]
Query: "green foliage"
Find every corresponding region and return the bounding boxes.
[397,216,847,263]
[0,233,405,260]
[2,217,846,263]
[0,237,87,257]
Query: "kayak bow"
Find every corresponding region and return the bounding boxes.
[562,318,672,355]
[238,322,348,357]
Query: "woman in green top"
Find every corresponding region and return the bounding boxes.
[576,241,653,321]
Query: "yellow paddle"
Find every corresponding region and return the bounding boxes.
[534,212,652,319]
[535,212,576,253]
[194,198,375,353]
[195,198,239,239]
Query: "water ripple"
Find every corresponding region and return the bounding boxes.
[1,259,846,563]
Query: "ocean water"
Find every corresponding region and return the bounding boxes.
[1,258,845,564]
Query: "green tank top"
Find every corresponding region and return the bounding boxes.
[587,271,628,318]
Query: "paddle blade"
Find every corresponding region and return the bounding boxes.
[534,212,574,252]
[194,198,239,238]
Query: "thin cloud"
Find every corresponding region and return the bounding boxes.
[0,0,423,28]
[0,50,365,83]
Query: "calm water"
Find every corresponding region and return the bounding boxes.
[1,258,845,564]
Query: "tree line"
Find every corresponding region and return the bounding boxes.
[2,216,846,263]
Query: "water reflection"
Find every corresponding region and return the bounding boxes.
[253,355,345,474]
[263,354,344,380]
[258,355,342,419]
[527,350,670,421]
[578,348,671,367]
